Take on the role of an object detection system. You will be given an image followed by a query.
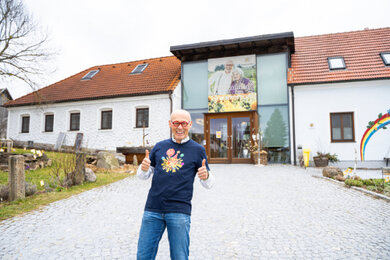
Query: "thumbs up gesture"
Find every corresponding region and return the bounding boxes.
[141,150,151,172]
[197,159,209,180]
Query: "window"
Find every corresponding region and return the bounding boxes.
[101,110,112,129]
[45,114,54,132]
[82,70,99,80]
[130,64,148,74]
[70,113,80,131]
[380,52,390,66]
[136,108,149,128]
[330,112,355,142]
[328,57,346,70]
[21,116,30,133]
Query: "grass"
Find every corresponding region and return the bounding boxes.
[0,148,134,221]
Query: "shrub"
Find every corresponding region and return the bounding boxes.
[25,182,37,196]
[362,179,375,186]
[0,184,8,201]
[345,179,363,187]
[316,152,339,163]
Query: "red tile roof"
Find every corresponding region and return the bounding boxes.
[288,27,390,85]
[5,56,181,107]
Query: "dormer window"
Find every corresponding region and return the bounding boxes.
[328,57,346,70]
[380,52,390,66]
[131,64,148,74]
[82,70,99,80]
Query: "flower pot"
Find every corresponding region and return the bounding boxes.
[252,151,268,165]
[313,156,329,167]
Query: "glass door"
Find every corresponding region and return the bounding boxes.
[232,117,251,160]
[205,112,257,164]
[209,118,229,161]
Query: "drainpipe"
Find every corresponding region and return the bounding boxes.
[291,85,297,166]
[169,91,173,137]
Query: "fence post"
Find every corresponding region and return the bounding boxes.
[8,155,25,201]
[74,152,86,185]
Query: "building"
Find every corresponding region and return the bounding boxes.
[171,27,390,166]
[5,28,389,167]
[5,56,181,151]
[289,27,390,168]
[0,88,13,139]
[171,32,294,164]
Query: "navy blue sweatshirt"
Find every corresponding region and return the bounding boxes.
[144,139,209,215]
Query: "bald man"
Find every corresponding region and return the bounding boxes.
[136,109,214,260]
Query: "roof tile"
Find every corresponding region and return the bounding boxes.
[289,28,390,85]
[6,56,181,107]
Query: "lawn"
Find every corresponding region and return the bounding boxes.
[0,148,135,221]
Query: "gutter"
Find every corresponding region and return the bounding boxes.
[4,90,172,108]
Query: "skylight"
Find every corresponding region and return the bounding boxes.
[82,70,99,80]
[380,52,390,66]
[131,64,148,74]
[328,57,346,70]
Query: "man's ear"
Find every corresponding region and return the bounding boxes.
[188,121,193,128]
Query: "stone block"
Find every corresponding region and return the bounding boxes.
[74,152,86,185]
[8,155,25,201]
[322,166,342,178]
[85,168,97,182]
[97,151,119,169]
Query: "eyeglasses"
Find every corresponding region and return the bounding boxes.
[171,121,190,128]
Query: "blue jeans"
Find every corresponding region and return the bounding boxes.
[137,211,191,260]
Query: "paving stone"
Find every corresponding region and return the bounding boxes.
[0,165,389,259]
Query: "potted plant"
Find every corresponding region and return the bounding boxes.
[313,152,339,167]
[246,141,268,165]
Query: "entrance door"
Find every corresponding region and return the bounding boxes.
[205,112,257,163]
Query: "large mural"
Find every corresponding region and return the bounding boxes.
[208,55,257,113]
[360,109,390,160]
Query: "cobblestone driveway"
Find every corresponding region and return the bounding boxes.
[1,165,389,259]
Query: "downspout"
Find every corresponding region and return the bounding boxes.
[169,91,173,137]
[291,84,297,165]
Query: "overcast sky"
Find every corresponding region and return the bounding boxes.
[5,0,389,99]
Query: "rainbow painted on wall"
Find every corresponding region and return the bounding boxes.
[360,110,390,160]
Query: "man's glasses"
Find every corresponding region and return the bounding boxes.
[171,121,190,128]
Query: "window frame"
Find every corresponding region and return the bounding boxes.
[21,115,30,133]
[44,114,54,132]
[380,52,390,66]
[101,110,113,130]
[130,64,148,74]
[69,112,80,131]
[136,108,149,128]
[328,57,346,70]
[81,70,99,80]
[330,112,355,143]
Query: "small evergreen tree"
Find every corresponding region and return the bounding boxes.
[263,108,287,147]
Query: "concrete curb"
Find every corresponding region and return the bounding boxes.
[312,175,390,203]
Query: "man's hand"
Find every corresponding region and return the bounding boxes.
[141,150,151,172]
[197,159,209,180]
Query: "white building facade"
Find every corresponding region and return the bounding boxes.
[291,80,390,167]
[7,86,181,151]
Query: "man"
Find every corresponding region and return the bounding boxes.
[208,60,234,95]
[137,109,214,260]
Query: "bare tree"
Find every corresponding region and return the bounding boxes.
[0,0,54,89]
